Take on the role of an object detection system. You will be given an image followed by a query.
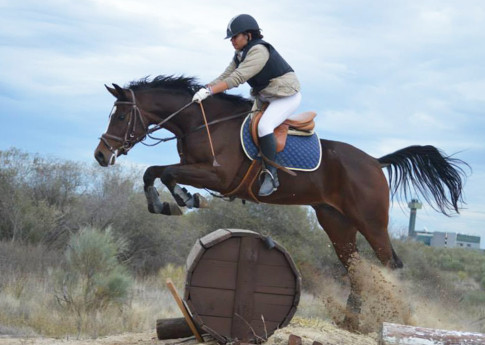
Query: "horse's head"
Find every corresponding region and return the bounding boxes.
[94,84,149,166]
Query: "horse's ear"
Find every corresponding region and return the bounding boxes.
[112,83,127,100]
[105,84,119,98]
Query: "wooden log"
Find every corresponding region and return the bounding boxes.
[380,322,485,345]
[156,317,204,340]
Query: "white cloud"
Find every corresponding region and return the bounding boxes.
[1,0,485,245]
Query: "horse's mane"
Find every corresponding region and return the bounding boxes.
[126,75,251,106]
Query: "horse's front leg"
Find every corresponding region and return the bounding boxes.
[143,163,219,215]
[143,164,183,215]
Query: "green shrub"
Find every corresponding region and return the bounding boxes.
[463,290,485,305]
[56,227,133,335]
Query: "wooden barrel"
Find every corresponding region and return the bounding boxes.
[184,229,301,344]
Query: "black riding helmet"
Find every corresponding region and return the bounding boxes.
[225,14,260,39]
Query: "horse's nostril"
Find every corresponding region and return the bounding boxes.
[95,151,106,165]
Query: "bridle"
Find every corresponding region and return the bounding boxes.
[99,88,255,162]
[100,89,193,158]
[100,89,147,157]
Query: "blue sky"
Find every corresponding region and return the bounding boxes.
[1,0,484,246]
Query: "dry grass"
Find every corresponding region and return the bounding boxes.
[0,258,182,339]
[2,240,485,340]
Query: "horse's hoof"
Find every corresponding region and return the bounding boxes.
[148,201,169,215]
[340,315,360,333]
[169,203,184,216]
[173,186,191,207]
[148,202,183,215]
[148,204,157,214]
[194,193,209,208]
[173,194,187,207]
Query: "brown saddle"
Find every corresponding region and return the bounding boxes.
[251,104,317,152]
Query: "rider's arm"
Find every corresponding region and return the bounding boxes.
[224,45,269,88]
[208,45,269,95]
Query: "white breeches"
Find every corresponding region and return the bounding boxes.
[257,92,303,137]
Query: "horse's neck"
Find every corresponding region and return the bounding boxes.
[141,90,250,136]
[140,92,194,136]
[173,100,249,134]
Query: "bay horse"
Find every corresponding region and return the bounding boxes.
[94,75,467,330]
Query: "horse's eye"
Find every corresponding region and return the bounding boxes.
[118,113,126,121]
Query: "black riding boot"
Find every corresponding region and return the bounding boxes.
[258,133,279,197]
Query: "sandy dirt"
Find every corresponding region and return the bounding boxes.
[0,322,378,345]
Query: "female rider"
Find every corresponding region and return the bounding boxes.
[192,14,302,197]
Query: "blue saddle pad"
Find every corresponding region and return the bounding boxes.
[240,115,322,171]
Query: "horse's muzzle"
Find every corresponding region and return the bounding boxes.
[95,150,107,167]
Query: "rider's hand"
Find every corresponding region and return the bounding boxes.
[192,88,212,103]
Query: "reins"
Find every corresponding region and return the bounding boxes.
[146,101,195,136]
[153,110,256,144]
[100,87,296,179]
[100,88,255,155]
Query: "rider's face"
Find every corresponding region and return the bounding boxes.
[230,33,249,51]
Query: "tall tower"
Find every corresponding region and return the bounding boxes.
[408,198,422,238]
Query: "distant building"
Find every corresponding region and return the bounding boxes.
[415,232,433,246]
[456,234,481,249]
[408,199,422,238]
[414,231,481,250]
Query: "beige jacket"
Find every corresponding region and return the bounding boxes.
[209,44,300,99]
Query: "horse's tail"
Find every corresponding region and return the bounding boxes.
[378,145,469,215]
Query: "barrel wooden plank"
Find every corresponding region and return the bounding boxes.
[199,228,232,248]
[249,320,280,340]
[253,293,294,317]
[279,245,301,280]
[225,228,263,238]
[256,265,296,288]
[185,299,205,327]
[281,305,298,328]
[190,259,237,290]
[186,239,205,274]
[254,285,296,295]
[200,324,227,344]
[380,322,485,345]
[231,236,260,340]
[199,315,232,338]
[253,294,294,322]
[188,286,235,317]
[202,237,240,261]
[257,246,288,266]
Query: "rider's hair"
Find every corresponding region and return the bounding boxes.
[246,29,263,40]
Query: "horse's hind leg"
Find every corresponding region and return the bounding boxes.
[312,204,361,331]
[349,199,403,269]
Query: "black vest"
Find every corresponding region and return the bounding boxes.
[233,39,294,93]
